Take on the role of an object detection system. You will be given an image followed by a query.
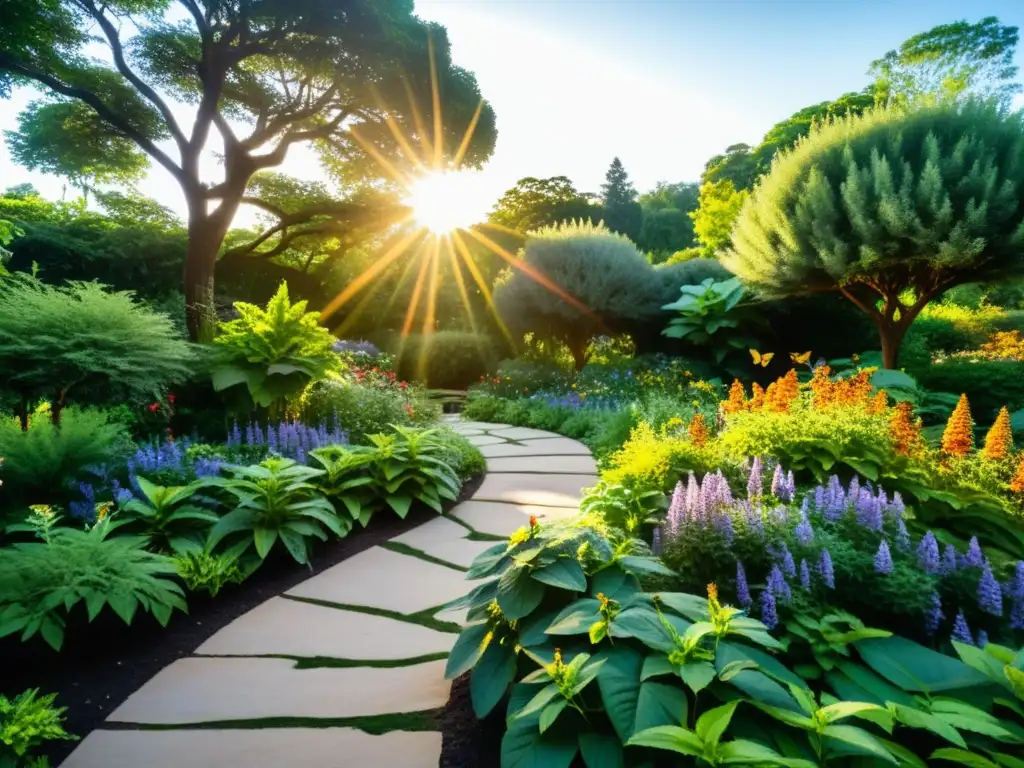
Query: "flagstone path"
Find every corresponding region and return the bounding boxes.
[62,419,595,768]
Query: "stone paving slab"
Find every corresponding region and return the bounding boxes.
[486,426,561,440]
[478,438,592,458]
[390,517,494,568]
[107,658,449,724]
[486,454,598,475]
[451,500,579,537]
[452,421,508,430]
[473,472,597,507]
[287,546,470,615]
[195,597,452,659]
[63,728,442,768]
[465,434,509,447]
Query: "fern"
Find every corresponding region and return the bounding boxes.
[0,689,76,763]
[0,517,187,651]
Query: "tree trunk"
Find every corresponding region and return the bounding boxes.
[184,230,219,343]
[877,320,907,369]
[570,341,587,371]
[51,389,66,427]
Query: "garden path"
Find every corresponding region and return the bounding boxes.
[61,419,597,767]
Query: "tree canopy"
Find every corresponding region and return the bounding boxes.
[489,176,603,234]
[0,0,496,339]
[723,100,1024,369]
[600,157,642,241]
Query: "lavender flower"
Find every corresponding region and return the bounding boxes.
[784,471,796,503]
[767,564,792,603]
[795,516,814,546]
[924,593,943,635]
[800,559,811,590]
[770,464,784,498]
[951,611,974,645]
[856,490,883,531]
[874,540,893,575]
[978,563,1004,616]
[1009,562,1024,600]
[813,485,825,511]
[818,548,835,589]
[747,456,763,499]
[69,482,97,521]
[667,480,685,535]
[736,561,752,608]
[847,475,860,501]
[889,492,905,518]
[1011,598,1024,631]
[684,472,699,521]
[941,545,958,575]
[965,537,984,568]
[917,532,940,574]
[779,543,796,578]
[760,588,778,630]
[895,519,911,552]
[714,512,734,544]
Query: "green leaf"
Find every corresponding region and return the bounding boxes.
[471,642,517,718]
[930,749,1001,768]
[444,621,492,679]
[641,654,676,681]
[539,699,568,733]
[876,738,928,768]
[888,704,966,748]
[501,726,579,768]
[635,681,688,734]
[609,605,679,652]
[819,701,890,727]
[855,637,989,694]
[596,646,644,742]
[532,558,587,592]
[385,494,413,518]
[546,599,602,635]
[680,661,717,694]
[618,555,675,577]
[653,592,709,621]
[717,642,809,691]
[589,566,639,602]
[511,683,562,723]
[578,732,624,768]
[717,739,816,767]
[695,700,739,748]
[822,724,897,764]
[497,565,546,621]
[626,725,704,757]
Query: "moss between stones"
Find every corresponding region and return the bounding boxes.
[379,541,468,572]
[283,595,463,634]
[193,652,450,669]
[104,710,440,734]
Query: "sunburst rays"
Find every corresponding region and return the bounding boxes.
[320,33,591,367]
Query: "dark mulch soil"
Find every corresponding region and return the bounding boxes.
[0,474,482,767]
[438,673,503,768]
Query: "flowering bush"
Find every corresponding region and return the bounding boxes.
[297,377,435,442]
[656,460,1024,647]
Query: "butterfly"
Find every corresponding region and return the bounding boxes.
[750,349,775,367]
[790,351,812,365]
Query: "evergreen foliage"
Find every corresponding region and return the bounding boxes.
[724,101,1024,367]
[600,157,643,240]
[690,179,748,254]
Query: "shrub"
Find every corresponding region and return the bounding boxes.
[174,552,246,597]
[919,359,1024,423]
[0,408,131,503]
[432,428,486,480]
[603,422,727,492]
[655,256,732,304]
[0,275,195,425]
[0,514,187,650]
[212,282,338,414]
[395,331,500,389]
[493,221,665,369]
[119,477,218,554]
[298,379,413,443]
[0,689,76,764]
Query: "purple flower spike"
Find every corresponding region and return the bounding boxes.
[667,481,685,535]
[951,611,974,645]
[800,559,811,589]
[924,593,943,635]
[684,473,699,519]
[795,516,814,546]
[818,549,835,589]
[848,475,860,501]
[1010,562,1024,600]
[760,589,778,630]
[978,563,1003,616]
[780,543,796,578]
[874,540,893,575]
[736,561,752,608]
[715,512,734,544]
[747,457,764,499]
[771,464,784,498]
[890,492,905,518]
[941,545,958,575]
[1011,598,1024,631]
[814,485,825,511]
[767,564,792,603]
[965,537,984,568]
[917,532,940,574]
[895,519,911,552]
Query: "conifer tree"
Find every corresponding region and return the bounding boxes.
[982,406,1013,460]
[942,394,975,456]
[600,157,642,241]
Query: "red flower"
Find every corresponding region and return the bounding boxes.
[167,393,176,405]
[147,403,160,413]
[400,381,408,389]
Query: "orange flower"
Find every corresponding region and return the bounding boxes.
[889,401,923,457]
[723,379,747,414]
[982,406,1013,461]
[688,413,710,447]
[529,515,538,528]
[1011,455,1024,492]
[769,369,800,412]
[809,365,835,409]
[867,389,888,415]
[749,383,766,411]
[941,394,975,457]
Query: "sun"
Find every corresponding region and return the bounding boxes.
[405,171,493,234]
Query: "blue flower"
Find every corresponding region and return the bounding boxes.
[779,543,796,578]
[736,561,752,608]
[978,563,1003,616]
[951,611,973,645]
[917,532,940,574]
[666,480,686,535]
[770,464,784,499]
[924,593,943,635]
[1011,598,1024,631]
[965,537,984,568]
[767,564,792,603]
[895,519,911,552]
[747,457,763,499]
[799,559,811,590]
[795,516,814,546]
[874,540,893,575]
[941,544,958,575]
[760,588,778,630]
[818,549,835,589]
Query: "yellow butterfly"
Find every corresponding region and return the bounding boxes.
[790,351,812,365]
[750,349,775,367]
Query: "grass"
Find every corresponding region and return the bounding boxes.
[105,710,440,734]
[193,652,449,669]
[379,541,467,572]
[283,595,463,634]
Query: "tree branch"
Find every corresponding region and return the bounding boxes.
[80,0,189,153]
[177,0,210,36]
[0,55,186,185]
[839,282,884,324]
[250,108,351,170]
[242,84,341,151]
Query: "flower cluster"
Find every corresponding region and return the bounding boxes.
[227,419,348,464]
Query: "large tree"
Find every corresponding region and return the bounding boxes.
[689,179,747,256]
[0,1,495,340]
[489,176,603,234]
[723,101,1024,369]
[600,157,642,241]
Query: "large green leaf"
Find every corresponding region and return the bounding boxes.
[471,642,517,718]
[589,565,640,602]
[626,725,703,756]
[855,637,990,694]
[501,725,579,768]
[635,681,688,733]
[930,749,1001,768]
[653,592,709,622]
[695,701,739,749]
[717,641,809,690]
[498,565,546,621]
[444,621,492,679]
[546,599,602,635]
[596,646,644,742]
[888,704,966,748]
[609,605,678,652]
[822,724,897,764]
[532,558,587,591]
[578,732,624,768]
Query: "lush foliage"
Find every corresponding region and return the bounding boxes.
[394,331,501,390]
[0,689,75,766]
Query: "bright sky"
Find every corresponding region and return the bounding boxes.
[2,0,1023,224]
